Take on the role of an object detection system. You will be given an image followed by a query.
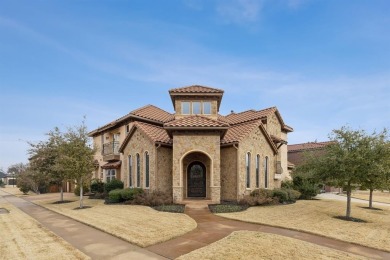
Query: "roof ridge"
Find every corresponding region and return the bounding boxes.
[169,85,224,93]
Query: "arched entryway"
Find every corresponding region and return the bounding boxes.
[181,151,212,200]
[187,162,206,198]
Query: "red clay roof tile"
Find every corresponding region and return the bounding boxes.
[164,115,230,128]
[288,141,334,152]
[221,121,261,144]
[134,121,172,144]
[224,107,276,125]
[130,105,174,123]
[169,85,224,94]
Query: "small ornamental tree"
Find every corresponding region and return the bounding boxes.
[296,126,389,219]
[60,121,95,209]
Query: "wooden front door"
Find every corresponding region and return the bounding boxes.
[187,162,206,198]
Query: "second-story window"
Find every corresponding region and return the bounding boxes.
[192,102,201,114]
[203,102,211,114]
[182,102,190,114]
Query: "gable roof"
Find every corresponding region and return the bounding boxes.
[119,121,172,152]
[164,115,230,129]
[221,121,278,154]
[89,105,174,137]
[169,85,224,94]
[223,107,293,132]
[288,141,334,152]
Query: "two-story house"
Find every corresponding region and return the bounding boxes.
[88,85,293,203]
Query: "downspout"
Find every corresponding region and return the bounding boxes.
[155,144,161,191]
[233,143,240,201]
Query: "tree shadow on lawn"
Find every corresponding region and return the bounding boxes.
[73,206,93,210]
[359,206,383,211]
[51,200,75,204]
[333,216,368,223]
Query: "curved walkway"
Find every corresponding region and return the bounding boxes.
[147,200,390,259]
[0,190,166,260]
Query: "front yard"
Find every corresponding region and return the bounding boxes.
[346,190,390,204]
[178,231,367,260]
[218,199,390,252]
[0,191,89,260]
[32,195,197,247]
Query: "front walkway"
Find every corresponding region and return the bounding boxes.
[0,190,166,260]
[147,199,390,259]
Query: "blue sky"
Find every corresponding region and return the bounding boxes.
[1,0,389,171]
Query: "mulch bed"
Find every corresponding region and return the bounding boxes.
[333,216,368,223]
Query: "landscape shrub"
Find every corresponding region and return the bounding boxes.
[293,176,319,199]
[104,179,124,193]
[272,189,289,203]
[120,188,144,201]
[0,180,5,188]
[19,186,30,194]
[90,179,105,193]
[128,191,173,206]
[281,180,294,189]
[74,184,90,196]
[250,188,274,198]
[285,189,301,202]
[108,189,122,203]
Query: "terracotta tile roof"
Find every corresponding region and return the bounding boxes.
[221,121,260,144]
[134,122,172,145]
[224,107,276,125]
[169,85,224,94]
[288,141,334,152]
[164,115,230,128]
[101,161,121,169]
[119,121,172,152]
[88,105,174,136]
[130,105,174,123]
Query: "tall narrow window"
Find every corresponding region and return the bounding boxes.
[136,154,140,187]
[246,153,251,188]
[128,155,132,187]
[203,102,211,114]
[145,152,149,188]
[264,156,269,188]
[182,102,190,114]
[256,155,260,188]
[192,102,201,114]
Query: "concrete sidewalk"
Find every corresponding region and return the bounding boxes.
[0,190,167,260]
[148,200,390,259]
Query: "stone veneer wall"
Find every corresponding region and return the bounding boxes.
[156,146,173,194]
[122,128,156,190]
[220,146,238,201]
[238,126,278,198]
[172,131,221,203]
[182,152,211,199]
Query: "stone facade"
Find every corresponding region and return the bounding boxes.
[172,131,221,203]
[89,85,292,203]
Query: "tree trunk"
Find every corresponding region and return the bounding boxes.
[369,188,374,209]
[346,188,352,219]
[79,180,84,209]
[60,184,64,202]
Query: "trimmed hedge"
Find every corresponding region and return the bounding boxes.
[120,188,144,201]
[104,179,124,193]
[108,189,122,203]
[90,179,105,193]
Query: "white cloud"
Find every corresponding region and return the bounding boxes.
[216,0,265,24]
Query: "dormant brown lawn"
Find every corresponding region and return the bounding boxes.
[34,197,197,247]
[0,193,88,260]
[178,231,367,260]
[347,190,390,204]
[218,199,390,252]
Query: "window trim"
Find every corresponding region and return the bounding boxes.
[246,152,251,189]
[136,153,141,188]
[256,154,260,188]
[128,155,132,188]
[144,151,150,189]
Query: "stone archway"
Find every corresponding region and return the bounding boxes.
[181,151,212,200]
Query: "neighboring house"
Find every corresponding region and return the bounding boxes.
[288,141,341,192]
[89,85,293,203]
